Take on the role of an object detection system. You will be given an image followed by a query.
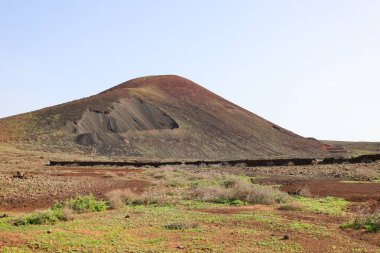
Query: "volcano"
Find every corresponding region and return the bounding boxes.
[0,75,327,159]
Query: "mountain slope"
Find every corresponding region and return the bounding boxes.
[0,75,327,159]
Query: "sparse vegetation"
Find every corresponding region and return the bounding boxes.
[188,183,289,205]
[164,221,198,230]
[296,196,348,216]
[14,195,108,226]
[105,189,132,209]
[278,202,304,211]
[185,173,289,205]
[66,194,108,212]
[297,185,312,197]
[14,209,64,226]
[341,211,380,232]
[0,150,379,252]
[105,188,171,207]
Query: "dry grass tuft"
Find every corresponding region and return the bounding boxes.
[62,206,74,221]
[105,189,134,209]
[341,209,380,232]
[105,188,170,207]
[297,185,312,197]
[278,202,304,211]
[188,177,289,205]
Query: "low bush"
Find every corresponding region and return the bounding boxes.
[105,188,171,207]
[66,194,108,212]
[105,189,134,209]
[14,209,64,226]
[278,202,304,211]
[14,195,108,226]
[187,177,289,205]
[341,211,380,232]
[297,185,311,197]
[62,207,74,221]
[128,190,170,206]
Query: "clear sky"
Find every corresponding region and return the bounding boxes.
[1,1,379,141]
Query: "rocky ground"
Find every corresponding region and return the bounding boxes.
[0,147,379,252]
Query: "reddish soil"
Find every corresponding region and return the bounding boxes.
[280,180,380,202]
[0,167,150,212]
[0,232,28,249]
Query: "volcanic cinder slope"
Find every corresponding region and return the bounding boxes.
[0,75,327,159]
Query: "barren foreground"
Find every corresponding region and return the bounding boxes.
[0,145,379,252]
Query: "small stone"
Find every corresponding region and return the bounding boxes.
[283,234,290,240]
[47,230,52,234]
[177,245,185,249]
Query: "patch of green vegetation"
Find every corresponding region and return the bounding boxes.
[295,196,348,216]
[256,237,302,252]
[14,209,64,226]
[230,199,245,206]
[1,247,34,253]
[30,230,110,252]
[289,221,327,235]
[14,195,108,226]
[145,237,165,245]
[45,114,61,124]
[3,166,377,252]
[65,194,108,212]
[232,211,283,224]
[341,212,380,233]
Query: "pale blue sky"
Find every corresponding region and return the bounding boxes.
[1,1,379,141]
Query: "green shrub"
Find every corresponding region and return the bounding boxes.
[230,199,245,206]
[14,209,63,226]
[14,195,108,226]
[341,212,380,232]
[66,195,108,212]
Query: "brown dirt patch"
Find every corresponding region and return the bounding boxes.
[0,232,28,248]
[0,175,150,212]
[280,180,380,202]
[342,229,380,248]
